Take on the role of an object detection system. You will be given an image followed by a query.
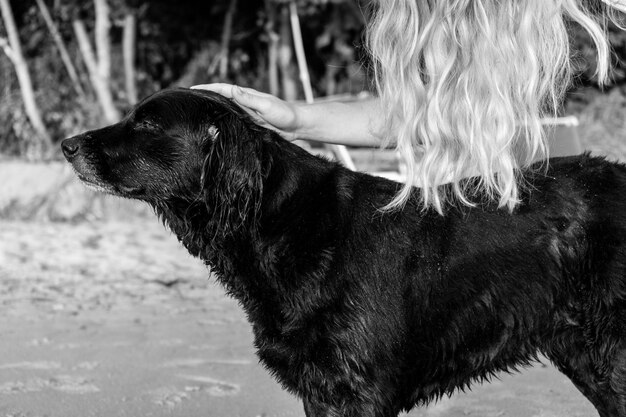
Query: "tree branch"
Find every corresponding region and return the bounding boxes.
[35,0,86,98]
[0,0,52,157]
[73,19,99,79]
[218,0,238,79]
[0,35,15,63]
[265,0,279,96]
[122,12,138,104]
[94,0,111,82]
[73,18,119,123]
[288,1,355,170]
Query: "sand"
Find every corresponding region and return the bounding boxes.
[0,219,599,417]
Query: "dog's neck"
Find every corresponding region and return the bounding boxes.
[154,136,352,313]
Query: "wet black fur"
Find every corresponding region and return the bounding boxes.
[63,88,626,417]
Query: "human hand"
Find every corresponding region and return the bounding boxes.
[191,83,301,141]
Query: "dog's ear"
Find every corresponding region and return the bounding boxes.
[201,116,264,237]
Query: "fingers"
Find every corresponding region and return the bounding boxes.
[231,86,272,114]
[191,83,298,139]
[191,83,271,100]
[191,83,235,98]
[191,83,272,114]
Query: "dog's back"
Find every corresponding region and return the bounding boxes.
[251,147,626,415]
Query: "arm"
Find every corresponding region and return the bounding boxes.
[191,83,386,147]
[295,98,384,147]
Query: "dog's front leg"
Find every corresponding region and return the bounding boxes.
[303,398,348,417]
[303,398,333,417]
[302,397,397,417]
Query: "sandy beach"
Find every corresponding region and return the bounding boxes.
[0,218,599,416]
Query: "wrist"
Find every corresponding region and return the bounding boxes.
[292,102,317,141]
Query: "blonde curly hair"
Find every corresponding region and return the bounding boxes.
[367,0,623,214]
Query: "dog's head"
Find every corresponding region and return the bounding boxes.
[62,88,268,234]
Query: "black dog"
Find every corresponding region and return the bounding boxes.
[62,88,626,417]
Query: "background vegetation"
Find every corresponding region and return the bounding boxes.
[1,0,625,160]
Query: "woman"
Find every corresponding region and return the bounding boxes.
[194,0,626,214]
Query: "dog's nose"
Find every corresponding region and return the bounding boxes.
[61,137,80,159]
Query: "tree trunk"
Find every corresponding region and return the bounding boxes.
[35,0,86,99]
[288,1,314,103]
[265,0,279,96]
[73,2,119,123]
[122,13,138,105]
[0,0,52,158]
[0,43,11,96]
[278,5,297,101]
[218,0,238,80]
[288,1,355,170]
[324,64,339,97]
[94,0,112,87]
[93,0,119,122]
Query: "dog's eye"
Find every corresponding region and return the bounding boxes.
[135,120,160,132]
[208,125,219,139]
